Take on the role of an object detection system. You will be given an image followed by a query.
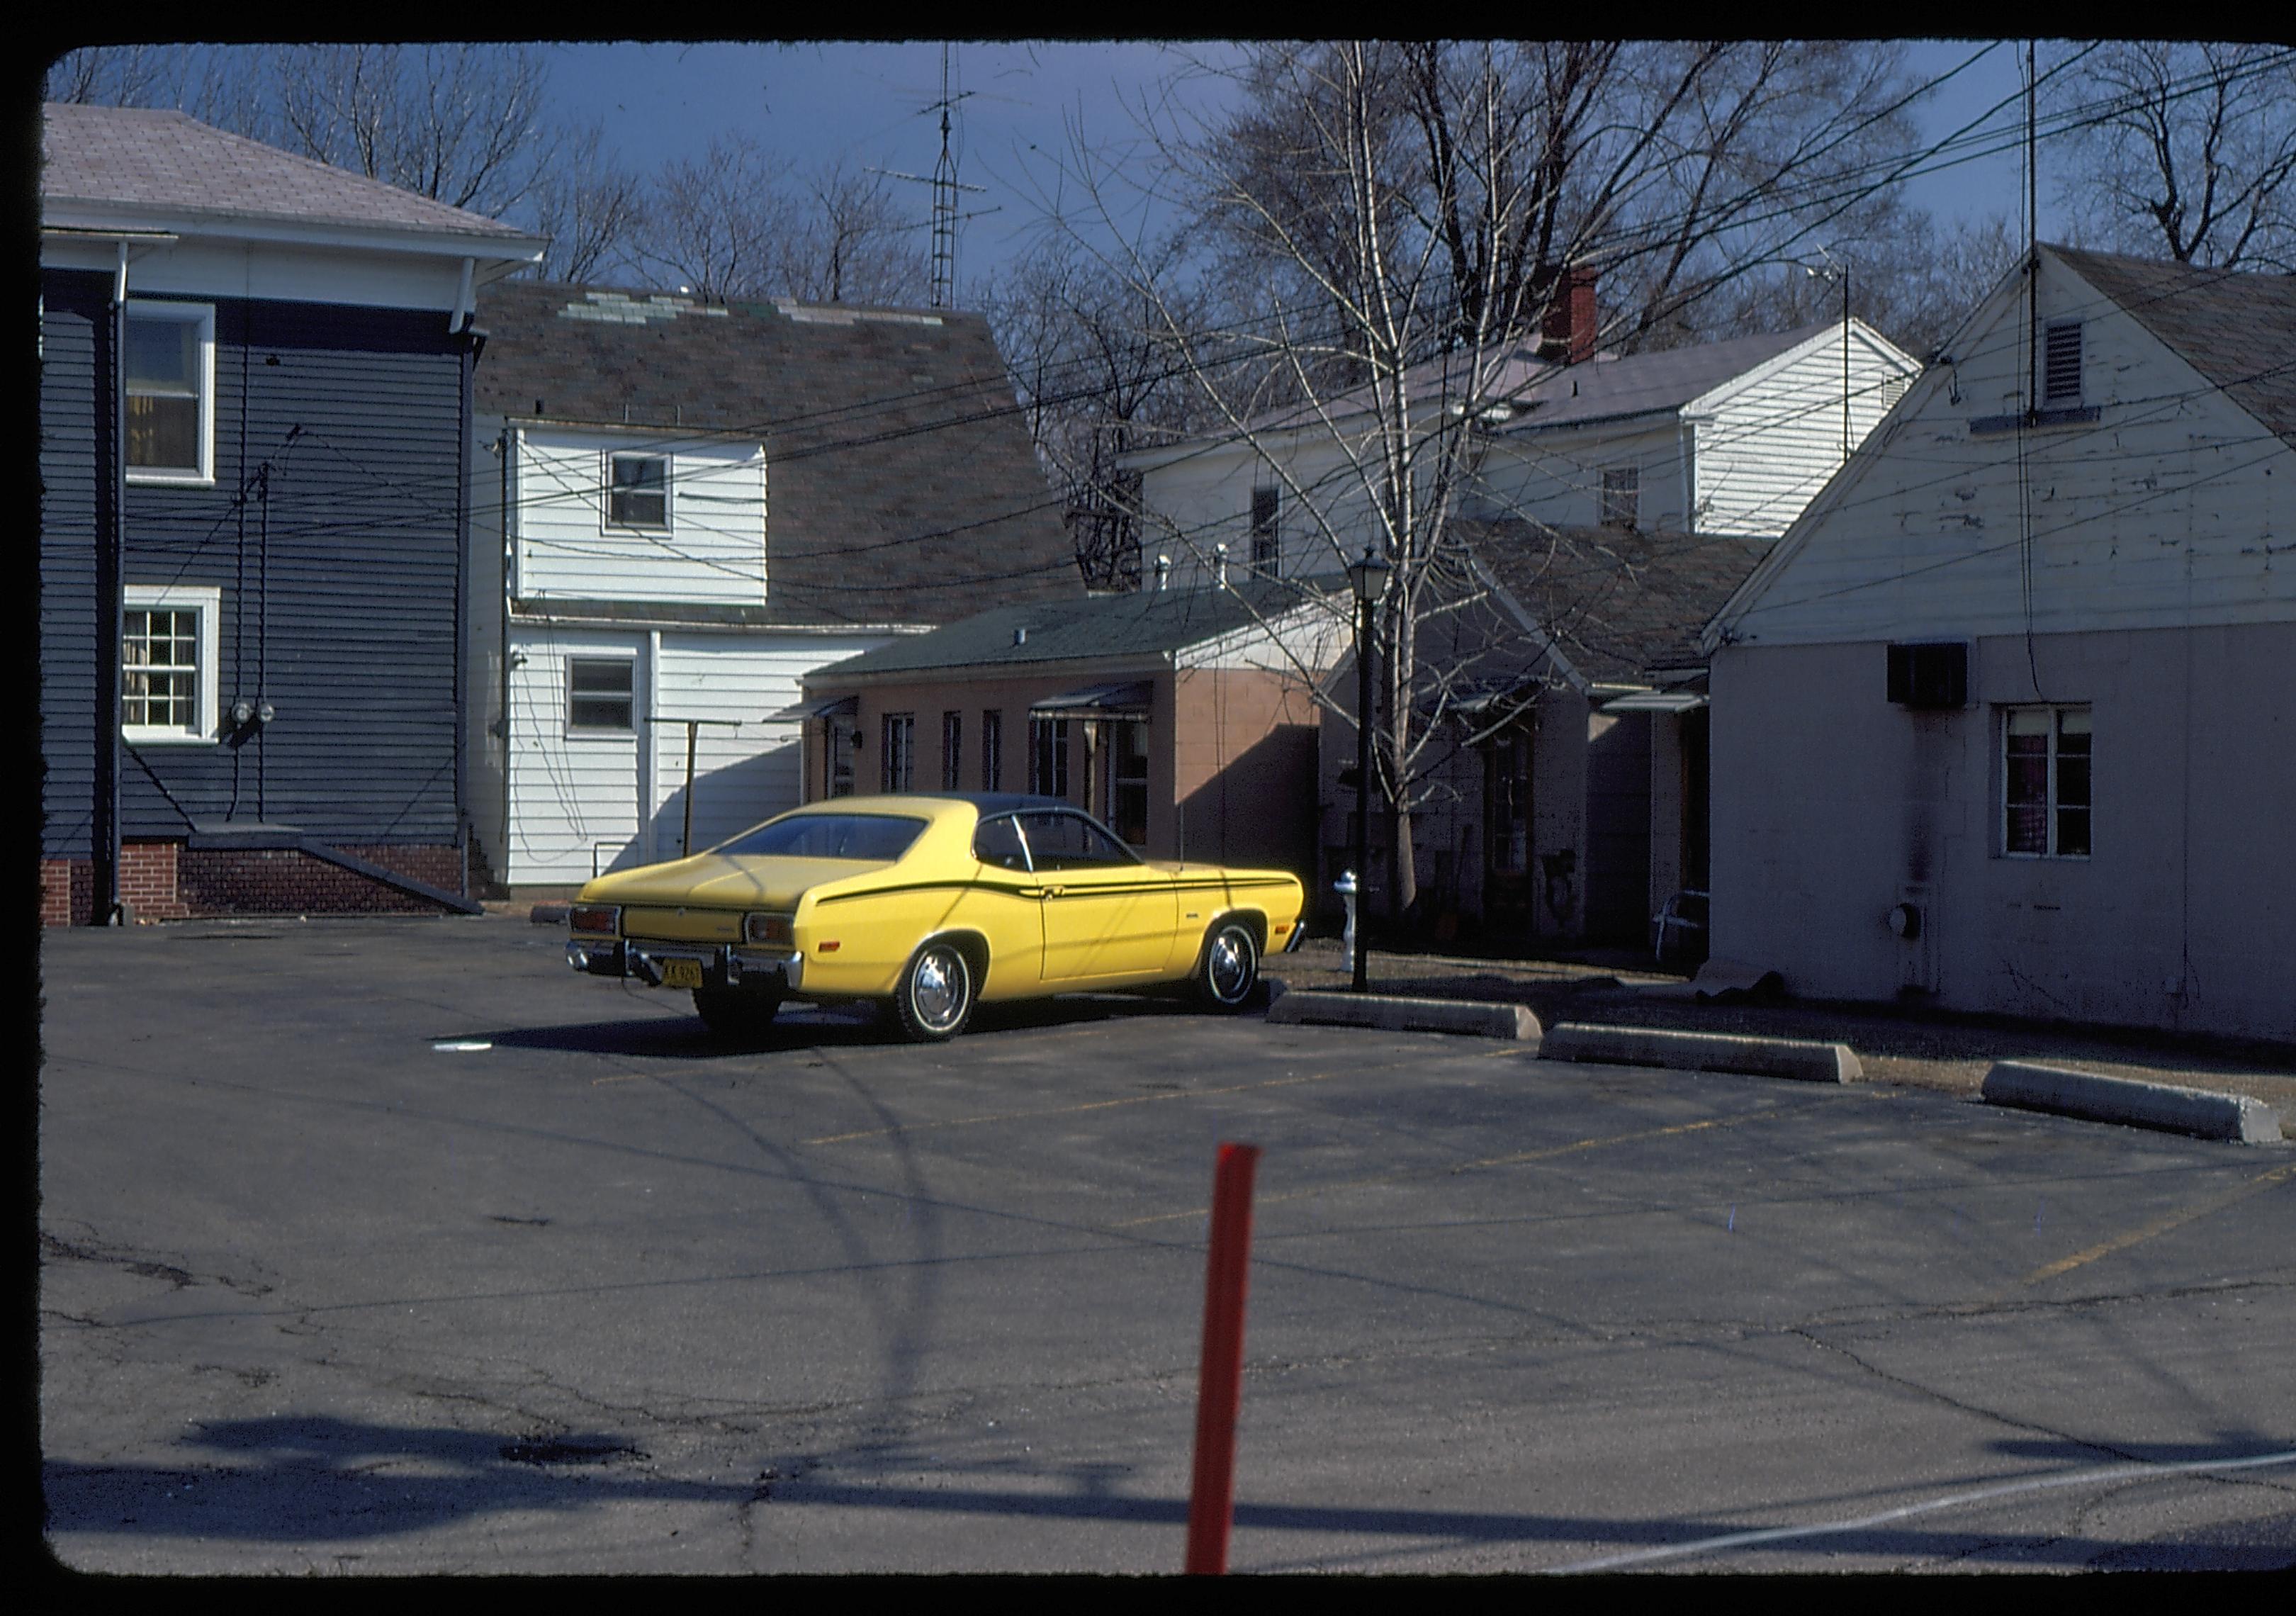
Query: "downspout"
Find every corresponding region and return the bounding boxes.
[450,257,475,336]
[94,243,128,924]
[643,629,663,863]
[499,426,517,877]
[1677,417,1696,534]
[454,330,474,894]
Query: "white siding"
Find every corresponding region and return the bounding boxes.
[1135,432,1402,590]
[1691,327,1915,539]
[505,625,647,885]
[513,426,767,604]
[1473,418,1690,532]
[502,624,889,885]
[648,632,886,857]
[1719,257,2296,648]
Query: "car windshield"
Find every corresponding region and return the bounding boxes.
[714,813,927,862]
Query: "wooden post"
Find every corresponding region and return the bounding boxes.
[1186,1140,1261,1575]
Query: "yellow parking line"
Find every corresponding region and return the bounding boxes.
[1116,1109,1782,1228]
[803,1070,1342,1146]
[2018,1158,2296,1288]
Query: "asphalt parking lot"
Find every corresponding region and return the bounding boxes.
[37,912,2296,1573]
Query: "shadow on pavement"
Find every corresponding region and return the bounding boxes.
[43,1415,2294,1570]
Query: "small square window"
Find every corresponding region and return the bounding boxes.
[121,585,221,741]
[607,454,670,528]
[568,658,636,731]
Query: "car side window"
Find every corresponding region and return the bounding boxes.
[1018,810,1139,870]
[972,814,1031,872]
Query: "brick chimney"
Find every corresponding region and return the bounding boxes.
[1538,266,1599,366]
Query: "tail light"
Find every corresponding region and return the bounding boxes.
[568,904,620,936]
[744,912,793,946]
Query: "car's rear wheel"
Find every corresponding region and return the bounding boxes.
[894,938,976,1042]
[1193,919,1261,1011]
[693,987,783,1042]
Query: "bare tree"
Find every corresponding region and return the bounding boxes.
[629,134,795,301]
[777,161,931,305]
[2054,42,2296,271]
[524,120,645,284]
[1045,40,1925,920]
[985,235,1208,588]
[271,44,549,215]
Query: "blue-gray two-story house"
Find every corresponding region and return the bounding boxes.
[39,103,543,924]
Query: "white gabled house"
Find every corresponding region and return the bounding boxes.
[467,284,1081,892]
[1125,286,1919,591]
[1701,245,2296,1042]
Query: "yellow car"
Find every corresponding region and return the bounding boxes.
[565,793,1307,1040]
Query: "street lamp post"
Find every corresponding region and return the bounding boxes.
[1346,546,1390,994]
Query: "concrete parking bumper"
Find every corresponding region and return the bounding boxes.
[1981,1060,2285,1144]
[1539,1023,1864,1084]
[1265,989,1541,1043]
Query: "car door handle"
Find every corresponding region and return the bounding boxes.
[1041,885,1066,898]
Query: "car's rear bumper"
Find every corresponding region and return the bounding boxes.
[567,938,805,994]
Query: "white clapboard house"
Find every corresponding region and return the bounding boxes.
[467,284,1079,891]
[1125,278,1920,590]
[1701,246,2296,1042]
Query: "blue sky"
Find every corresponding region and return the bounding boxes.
[546,40,2058,291]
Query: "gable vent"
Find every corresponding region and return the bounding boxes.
[2043,321,2083,405]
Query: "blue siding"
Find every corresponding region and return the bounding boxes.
[40,280,471,853]
[39,273,104,859]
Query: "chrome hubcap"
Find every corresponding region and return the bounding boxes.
[913,949,967,1028]
[1209,931,1253,1001]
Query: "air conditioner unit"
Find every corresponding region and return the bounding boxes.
[1886,642,1968,709]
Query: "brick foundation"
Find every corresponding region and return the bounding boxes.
[40,859,94,927]
[38,841,466,924]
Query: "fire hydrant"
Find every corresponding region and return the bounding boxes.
[1334,870,1360,982]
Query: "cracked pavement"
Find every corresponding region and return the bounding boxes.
[36,912,2296,1572]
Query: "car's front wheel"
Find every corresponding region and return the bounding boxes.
[894,938,977,1042]
[693,987,783,1042]
[1193,919,1261,1011]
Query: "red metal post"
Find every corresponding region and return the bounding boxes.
[1185,1140,1261,1575]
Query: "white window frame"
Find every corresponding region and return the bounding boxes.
[602,450,673,532]
[123,301,216,486]
[121,583,221,744]
[2000,704,2092,860]
[565,653,638,736]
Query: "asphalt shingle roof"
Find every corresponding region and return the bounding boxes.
[474,279,1083,628]
[2053,245,2296,449]
[806,577,1327,680]
[1468,520,1770,683]
[40,102,533,240]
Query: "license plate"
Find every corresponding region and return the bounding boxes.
[660,958,704,990]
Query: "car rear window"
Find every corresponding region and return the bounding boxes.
[714,813,927,862]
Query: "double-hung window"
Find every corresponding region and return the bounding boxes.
[2003,705,2090,857]
[981,709,1003,792]
[1250,486,1281,568]
[124,303,215,483]
[1030,717,1069,799]
[121,585,220,743]
[941,712,964,791]
[606,453,670,529]
[882,712,915,792]
[1600,466,1639,529]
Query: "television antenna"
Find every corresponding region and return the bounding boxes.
[867,44,994,309]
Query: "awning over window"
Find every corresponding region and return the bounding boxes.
[1599,689,1708,714]
[1028,680,1153,721]
[764,693,858,724]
